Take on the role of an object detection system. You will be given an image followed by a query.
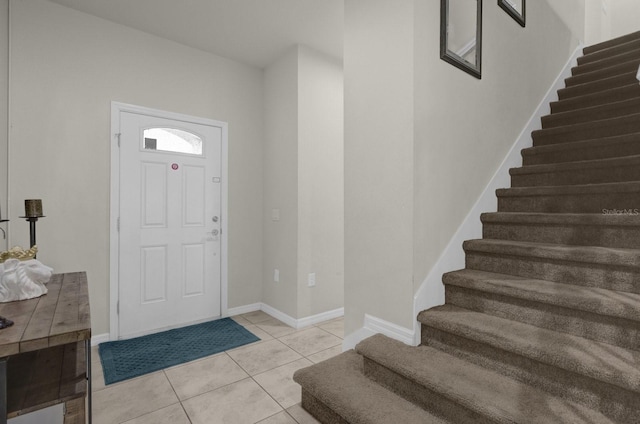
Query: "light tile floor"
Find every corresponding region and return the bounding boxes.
[92,311,344,424]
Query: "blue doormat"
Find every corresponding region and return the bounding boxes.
[99,318,260,385]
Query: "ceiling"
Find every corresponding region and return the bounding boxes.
[47,0,344,68]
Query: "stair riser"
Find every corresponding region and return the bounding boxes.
[532,117,640,147]
[558,73,638,101]
[465,252,640,294]
[497,191,640,214]
[541,102,640,129]
[300,391,349,424]
[362,358,492,424]
[583,32,640,55]
[551,85,640,114]
[510,164,640,187]
[445,285,640,350]
[421,326,640,424]
[578,41,640,66]
[572,49,640,75]
[482,222,640,249]
[521,138,640,166]
[565,60,640,87]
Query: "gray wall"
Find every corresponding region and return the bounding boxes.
[0,0,7,251]
[9,0,264,334]
[344,0,585,334]
[263,45,344,320]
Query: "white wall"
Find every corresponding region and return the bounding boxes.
[263,48,299,318]
[546,0,586,47]
[584,1,603,46]
[607,0,640,40]
[344,0,584,338]
[8,0,264,335]
[0,0,7,251]
[297,46,344,318]
[413,0,580,284]
[263,45,344,321]
[411,0,582,329]
[584,0,640,46]
[344,0,416,333]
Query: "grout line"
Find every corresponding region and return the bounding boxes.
[180,401,194,424]
[162,368,182,404]
[284,409,301,424]
[117,402,184,424]
[251,377,287,418]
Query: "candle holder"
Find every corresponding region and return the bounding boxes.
[20,199,45,258]
[0,201,7,241]
[0,201,12,329]
[0,317,12,329]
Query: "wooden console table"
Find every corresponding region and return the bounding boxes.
[0,272,91,424]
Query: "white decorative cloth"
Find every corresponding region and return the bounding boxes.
[0,258,53,302]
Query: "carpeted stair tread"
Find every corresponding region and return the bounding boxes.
[565,58,640,87]
[583,30,640,55]
[541,97,640,129]
[481,212,640,248]
[510,153,640,175]
[481,211,640,226]
[509,154,640,187]
[496,182,640,213]
[577,38,640,65]
[442,268,640,323]
[292,350,449,424]
[355,334,617,424]
[464,243,640,294]
[532,113,640,146]
[557,71,639,100]
[571,48,640,76]
[496,180,640,213]
[551,83,640,114]
[521,132,640,165]
[497,180,640,195]
[463,238,640,268]
[418,304,640,394]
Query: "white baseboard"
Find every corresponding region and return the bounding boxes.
[343,327,376,351]
[97,303,343,346]
[260,303,299,328]
[296,307,344,328]
[226,303,261,316]
[260,303,344,329]
[91,333,110,346]
[411,45,584,345]
[343,314,414,350]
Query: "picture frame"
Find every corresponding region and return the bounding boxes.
[498,0,525,27]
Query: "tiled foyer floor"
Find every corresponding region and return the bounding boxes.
[91,311,344,424]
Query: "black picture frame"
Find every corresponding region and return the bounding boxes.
[440,0,483,79]
[498,0,525,27]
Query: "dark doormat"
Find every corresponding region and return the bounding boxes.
[99,317,260,384]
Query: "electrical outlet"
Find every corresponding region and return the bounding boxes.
[308,272,316,287]
[274,269,279,282]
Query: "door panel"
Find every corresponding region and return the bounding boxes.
[183,165,206,226]
[141,162,168,227]
[141,245,168,303]
[119,111,222,339]
[183,243,205,296]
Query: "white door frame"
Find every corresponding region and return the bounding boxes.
[109,101,228,341]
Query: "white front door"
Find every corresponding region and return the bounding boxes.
[118,111,223,339]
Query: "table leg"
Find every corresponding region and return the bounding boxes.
[86,339,92,424]
[0,358,6,424]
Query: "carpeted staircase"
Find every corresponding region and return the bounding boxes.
[294,31,640,423]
